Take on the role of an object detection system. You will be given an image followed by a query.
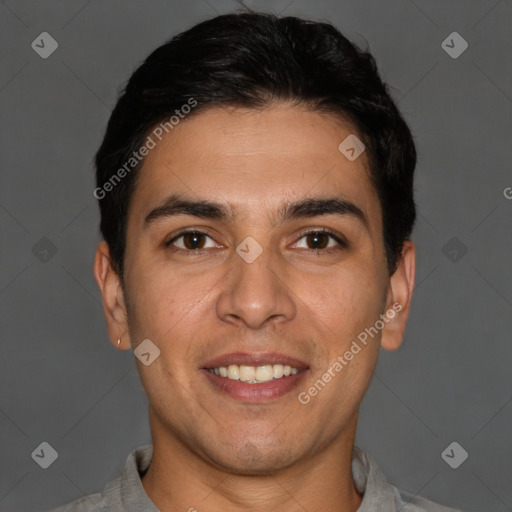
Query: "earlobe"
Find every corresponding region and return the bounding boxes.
[93,241,131,350]
[380,240,416,351]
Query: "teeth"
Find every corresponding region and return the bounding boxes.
[208,363,301,383]
[273,364,284,379]
[227,365,239,380]
[255,365,273,382]
[239,365,255,382]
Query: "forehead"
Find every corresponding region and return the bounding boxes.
[129,103,381,231]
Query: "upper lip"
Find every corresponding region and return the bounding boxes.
[202,352,309,370]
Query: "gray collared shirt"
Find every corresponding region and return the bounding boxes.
[45,444,463,511]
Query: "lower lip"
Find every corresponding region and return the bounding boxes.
[201,369,309,403]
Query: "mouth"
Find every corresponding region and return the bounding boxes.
[207,363,300,383]
[200,352,309,402]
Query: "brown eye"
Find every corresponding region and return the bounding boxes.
[181,232,206,249]
[294,230,347,251]
[305,232,330,249]
[166,231,216,251]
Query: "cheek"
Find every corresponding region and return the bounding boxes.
[125,269,201,394]
[124,259,222,359]
[303,262,386,342]
[300,266,385,413]
[124,261,182,342]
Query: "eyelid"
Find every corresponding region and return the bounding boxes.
[292,227,348,249]
[165,228,220,248]
[165,227,348,252]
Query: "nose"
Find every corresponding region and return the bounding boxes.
[216,239,296,330]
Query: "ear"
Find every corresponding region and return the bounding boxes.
[380,240,416,351]
[93,241,131,350]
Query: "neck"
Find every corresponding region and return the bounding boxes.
[141,412,362,512]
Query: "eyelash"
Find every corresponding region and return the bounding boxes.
[165,228,348,255]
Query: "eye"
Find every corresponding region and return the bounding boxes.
[294,229,347,251]
[165,228,347,254]
[165,230,218,252]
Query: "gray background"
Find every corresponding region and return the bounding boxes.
[0,1,511,511]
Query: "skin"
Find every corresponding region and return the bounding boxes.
[94,102,415,512]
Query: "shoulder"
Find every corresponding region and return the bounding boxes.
[42,444,154,512]
[353,446,466,512]
[42,491,105,512]
[392,483,466,512]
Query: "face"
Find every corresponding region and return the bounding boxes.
[95,103,414,474]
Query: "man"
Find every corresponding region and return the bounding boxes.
[48,11,464,512]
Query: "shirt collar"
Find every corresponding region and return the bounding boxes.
[352,446,398,510]
[100,443,397,511]
[102,443,158,511]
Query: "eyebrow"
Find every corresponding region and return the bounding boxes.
[144,193,369,231]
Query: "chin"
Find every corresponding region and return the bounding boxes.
[206,440,300,476]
